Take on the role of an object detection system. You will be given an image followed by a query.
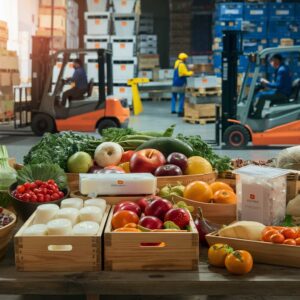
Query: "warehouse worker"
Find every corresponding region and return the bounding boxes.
[251,54,292,119]
[171,53,194,117]
[61,59,88,106]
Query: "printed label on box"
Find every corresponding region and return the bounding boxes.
[94,0,100,3]
[95,19,101,25]
[119,87,125,93]
[120,43,126,49]
[95,42,101,48]
[250,10,263,15]
[276,10,289,15]
[96,63,99,69]
[121,65,126,71]
[121,21,127,27]
[224,9,239,15]
[121,0,127,6]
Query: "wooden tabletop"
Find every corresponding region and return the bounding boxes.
[1,242,300,297]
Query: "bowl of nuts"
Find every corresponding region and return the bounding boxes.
[0,207,17,259]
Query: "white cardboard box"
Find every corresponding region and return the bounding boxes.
[85,12,110,35]
[111,35,136,57]
[113,13,136,36]
[113,0,136,13]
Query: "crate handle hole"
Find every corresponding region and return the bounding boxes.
[140,242,166,248]
[48,245,73,252]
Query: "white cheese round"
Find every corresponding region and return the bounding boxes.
[84,198,106,211]
[47,218,73,235]
[61,198,83,210]
[73,221,100,236]
[23,224,48,236]
[56,208,79,225]
[34,204,60,224]
[79,206,103,224]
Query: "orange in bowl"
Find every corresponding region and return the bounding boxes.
[210,182,234,194]
[183,181,213,203]
[213,189,237,204]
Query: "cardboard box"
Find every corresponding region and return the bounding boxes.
[39,7,67,17]
[39,0,67,7]
[39,15,66,32]
[36,28,65,37]
[0,72,11,86]
[11,73,20,86]
[0,56,19,70]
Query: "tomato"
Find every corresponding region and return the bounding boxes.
[23,193,30,201]
[120,150,135,163]
[111,210,139,230]
[47,179,55,185]
[270,233,285,244]
[225,250,253,275]
[262,229,279,242]
[17,185,25,194]
[208,243,233,267]
[295,237,300,245]
[37,194,44,202]
[58,191,64,198]
[280,228,298,240]
[35,180,43,186]
[51,193,59,201]
[283,239,296,246]
[44,194,51,202]
[31,194,37,202]
[24,182,31,190]
[213,189,237,204]
[30,183,37,189]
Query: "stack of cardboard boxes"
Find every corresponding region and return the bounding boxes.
[0,21,20,121]
[36,0,79,50]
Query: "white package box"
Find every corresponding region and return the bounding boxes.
[187,76,218,89]
[85,12,110,35]
[158,69,174,80]
[113,14,136,36]
[138,70,153,80]
[113,81,132,105]
[113,0,136,13]
[84,35,110,49]
[86,0,108,12]
[80,173,157,195]
[234,166,290,226]
[112,36,136,57]
[113,57,137,80]
[85,56,106,83]
[139,47,157,54]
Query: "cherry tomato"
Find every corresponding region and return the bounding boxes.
[283,239,296,246]
[24,182,31,190]
[51,193,59,201]
[23,193,30,201]
[37,194,44,202]
[270,233,285,244]
[35,180,43,186]
[31,194,38,202]
[44,194,51,202]
[280,228,298,240]
[30,183,37,190]
[42,188,48,195]
[58,191,64,198]
[47,179,55,185]
[17,185,25,194]
[295,238,300,245]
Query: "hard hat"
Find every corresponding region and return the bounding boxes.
[178,53,188,60]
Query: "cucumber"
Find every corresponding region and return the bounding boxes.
[136,137,194,158]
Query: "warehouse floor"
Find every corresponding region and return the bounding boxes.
[1,101,283,163]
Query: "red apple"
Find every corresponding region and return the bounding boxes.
[145,198,173,221]
[120,150,135,163]
[113,201,142,216]
[154,164,183,176]
[136,195,161,212]
[130,149,166,174]
[139,216,163,230]
[167,152,188,171]
[164,208,190,229]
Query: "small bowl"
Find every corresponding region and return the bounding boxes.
[0,208,17,260]
[9,183,70,221]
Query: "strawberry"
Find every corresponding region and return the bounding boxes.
[164,208,190,229]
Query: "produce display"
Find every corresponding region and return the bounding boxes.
[111,196,192,232]
[262,226,300,246]
[22,198,107,236]
[208,243,253,275]
[0,207,14,228]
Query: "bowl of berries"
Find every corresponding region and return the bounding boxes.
[10,180,69,221]
[0,207,17,259]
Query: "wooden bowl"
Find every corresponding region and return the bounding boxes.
[0,208,17,260]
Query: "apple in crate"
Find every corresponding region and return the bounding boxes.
[139,216,163,230]
[154,164,183,176]
[136,195,161,213]
[130,149,166,174]
[114,201,142,217]
[145,198,172,221]
[164,208,190,229]
[167,152,188,172]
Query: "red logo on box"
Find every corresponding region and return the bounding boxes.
[250,194,255,200]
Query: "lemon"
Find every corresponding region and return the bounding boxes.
[184,156,213,175]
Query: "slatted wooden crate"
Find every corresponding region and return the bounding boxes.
[14,205,111,272]
[104,206,199,271]
[184,103,219,119]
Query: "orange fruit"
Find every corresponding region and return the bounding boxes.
[262,229,279,242]
[270,233,285,244]
[283,239,296,246]
[183,181,213,203]
[208,243,233,267]
[213,189,237,204]
[119,162,131,173]
[210,182,233,194]
[184,156,213,175]
[111,210,139,230]
[225,250,253,275]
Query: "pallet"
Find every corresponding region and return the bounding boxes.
[186,87,222,97]
[183,117,216,125]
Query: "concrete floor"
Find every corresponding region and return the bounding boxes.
[0,101,286,300]
[1,101,283,163]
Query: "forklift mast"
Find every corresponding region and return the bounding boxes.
[221,30,243,136]
[31,36,51,110]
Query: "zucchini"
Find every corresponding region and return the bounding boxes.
[136,137,194,158]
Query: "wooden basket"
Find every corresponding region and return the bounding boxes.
[0,208,17,260]
[206,231,300,268]
[172,195,236,225]
[104,206,199,271]
[14,205,111,272]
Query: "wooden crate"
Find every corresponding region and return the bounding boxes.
[14,205,111,272]
[206,231,300,268]
[184,103,220,119]
[104,207,199,271]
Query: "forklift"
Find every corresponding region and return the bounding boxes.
[221,30,300,147]
[4,36,130,136]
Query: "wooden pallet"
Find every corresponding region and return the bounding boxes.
[186,87,221,97]
[0,116,13,123]
[183,116,216,125]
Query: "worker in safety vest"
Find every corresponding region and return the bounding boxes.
[171,53,194,117]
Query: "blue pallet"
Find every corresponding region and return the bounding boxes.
[243,38,268,54]
[268,20,300,39]
[269,3,295,20]
[216,2,244,21]
[214,19,243,37]
[243,21,267,38]
[244,3,268,20]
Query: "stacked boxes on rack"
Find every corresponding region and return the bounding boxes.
[213,2,300,81]
[0,21,20,121]
[36,0,79,50]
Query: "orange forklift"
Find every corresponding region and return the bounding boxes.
[3,36,130,136]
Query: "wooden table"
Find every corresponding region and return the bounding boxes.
[2,242,300,300]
